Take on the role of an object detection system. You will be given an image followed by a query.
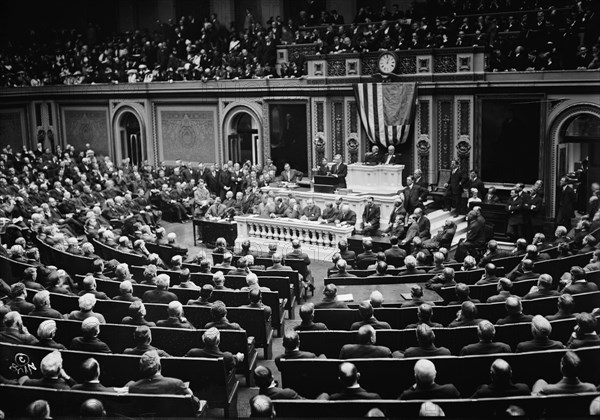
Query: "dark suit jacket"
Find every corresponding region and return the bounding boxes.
[142,289,179,304]
[261,386,303,400]
[314,298,348,309]
[339,343,392,359]
[362,204,380,229]
[466,216,486,246]
[294,322,328,331]
[403,185,425,214]
[381,153,402,165]
[23,377,73,390]
[563,281,599,295]
[471,382,530,398]
[538,377,597,395]
[185,345,237,372]
[275,349,317,370]
[516,337,565,352]
[558,185,576,218]
[71,382,115,392]
[330,387,381,400]
[157,316,195,329]
[350,317,392,330]
[128,374,189,395]
[415,215,431,240]
[70,336,112,353]
[30,307,64,319]
[447,168,467,195]
[496,313,534,325]
[403,345,451,358]
[400,383,460,400]
[460,341,512,356]
[330,162,348,188]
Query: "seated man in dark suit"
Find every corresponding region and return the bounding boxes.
[404,324,451,358]
[339,325,394,359]
[23,350,76,390]
[186,284,214,306]
[399,255,426,275]
[546,294,578,321]
[381,145,402,165]
[368,261,393,277]
[294,303,329,331]
[532,351,597,395]
[71,358,115,392]
[329,259,357,278]
[275,329,318,369]
[523,274,560,300]
[562,266,599,295]
[350,301,391,330]
[478,240,510,267]
[121,300,156,327]
[314,284,349,309]
[516,315,565,352]
[508,258,541,282]
[399,359,460,399]
[254,365,304,400]
[30,290,64,319]
[124,326,170,357]
[363,145,381,164]
[406,303,443,328]
[78,276,110,300]
[475,263,501,285]
[360,196,380,236]
[459,320,512,355]
[204,300,242,330]
[185,327,243,373]
[448,301,485,328]
[567,312,600,349]
[337,240,356,268]
[427,267,457,292]
[486,278,514,303]
[112,280,141,302]
[356,238,377,268]
[328,362,381,400]
[6,282,35,314]
[126,350,197,400]
[243,288,272,322]
[280,163,302,183]
[471,358,530,398]
[448,283,480,305]
[0,311,39,345]
[384,236,406,267]
[496,296,533,325]
[156,301,195,329]
[35,320,66,350]
[142,274,178,304]
[369,290,385,308]
[401,285,433,308]
[70,317,112,353]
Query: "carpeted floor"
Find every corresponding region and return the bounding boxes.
[162,220,331,417]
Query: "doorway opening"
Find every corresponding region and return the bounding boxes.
[118,112,144,166]
[228,112,259,165]
[557,112,600,212]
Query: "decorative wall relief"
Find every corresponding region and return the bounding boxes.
[63,109,109,155]
[159,109,216,163]
[347,137,359,163]
[416,136,431,176]
[332,102,344,156]
[456,140,472,171]
[437,100,453,170]
[0,111,25,151]
[314,134,326,164]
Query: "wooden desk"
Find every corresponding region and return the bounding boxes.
[346,163,404,194]
[347,235,391,255]
[193,218,237,247]
[333,282,442,305]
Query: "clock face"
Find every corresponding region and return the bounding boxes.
[379,53,397,74]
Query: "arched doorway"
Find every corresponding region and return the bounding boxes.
[557,112,600,212]
[117,111,145,166]
[228,112,260,164]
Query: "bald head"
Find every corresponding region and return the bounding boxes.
[338,362,359,387]
[414,359,436,386]
[490,358,512,385]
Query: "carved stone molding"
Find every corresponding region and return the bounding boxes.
[346,136,359,164]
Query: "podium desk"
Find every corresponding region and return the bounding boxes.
[193,217,237,247]
[346,163,404,194]
[313,175,338,194]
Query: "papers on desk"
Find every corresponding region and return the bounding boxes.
[337,294,354,302]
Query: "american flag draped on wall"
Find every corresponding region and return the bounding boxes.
[353,82,417,146]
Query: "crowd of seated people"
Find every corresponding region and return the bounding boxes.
[1,0,598,87]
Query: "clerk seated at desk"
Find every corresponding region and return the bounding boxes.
[280,163,303,183]
[206,197,227,219]
[364,145,381,165]
[328,204,357,228]
[381,145,402,165]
